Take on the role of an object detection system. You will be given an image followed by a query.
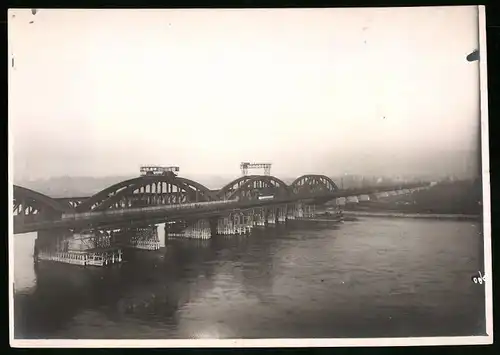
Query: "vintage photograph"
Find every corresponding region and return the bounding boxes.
[9,6,491,347]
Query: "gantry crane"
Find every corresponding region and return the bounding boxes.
[140,166,180,176]
[240,162,272,176]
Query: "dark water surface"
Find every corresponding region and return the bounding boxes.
[13,218,486,339]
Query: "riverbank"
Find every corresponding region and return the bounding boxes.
[343,180,482,221]
[343,210,481,221]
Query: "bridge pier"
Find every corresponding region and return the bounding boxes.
[369,193,379,201]
[252,208,267,227]
[184,219,212,239]
[241,213,254,234]
[303,204,317,218]
[291,203,304,219]
[260,203,310,226]
[166,219,211,239]
[138,226,160,250]
[287,203,321,219]
[34,229,68,261]
[267,208,277,226]
[277,205,288,223]
[117,225,161,250]
[165,221,185,239]
[35,229,123,267]
[217,212,250,236]
[358,194,370,202]
[286,204,297,220]
[336,197,347,206]
[377,192,390,199]
[346,196,359,204]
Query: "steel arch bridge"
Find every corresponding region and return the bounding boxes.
[54,197,89,209]
[290,174,339,196]
[76,175,218,212]
[217,175,256,200]
[13,185,72,218]
[216,175,291,201]
[13,174,340,217]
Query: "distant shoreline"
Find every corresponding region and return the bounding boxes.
[343,210,481,221]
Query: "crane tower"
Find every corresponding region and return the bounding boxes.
[140,165,180,177]
[240,162,272,176]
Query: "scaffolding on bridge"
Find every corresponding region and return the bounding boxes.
[140,166,180,177]
[240,162,272,176]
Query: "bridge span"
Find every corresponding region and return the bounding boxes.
[12,172,429,267]
[13,173,427,234]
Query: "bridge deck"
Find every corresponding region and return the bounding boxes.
[13,183,427,234]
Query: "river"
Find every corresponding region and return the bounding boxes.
[12,217,486,339]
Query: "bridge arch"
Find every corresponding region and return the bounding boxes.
[76,177,143,212]
[226,175,290,201]
[13,185,72,216]
[216,175,256,200]
[77,175,217,211]
[290,174,339,195]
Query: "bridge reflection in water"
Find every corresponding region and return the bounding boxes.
[14,217,485,339]
[14,226,282,339]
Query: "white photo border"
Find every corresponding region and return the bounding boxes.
[8,5,492,348]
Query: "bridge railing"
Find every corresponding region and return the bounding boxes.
[60,199,240,221]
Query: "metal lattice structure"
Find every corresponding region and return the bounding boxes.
[217,175,256,200]
[76,175,217,212]
[223,175,290,202]
[15,173,339,216]
[240,162,272,176]
[13,185,72,217]
[54,197,89,209]
[13,175,430,235]
[290,175,339,196]
[140,166,179,176]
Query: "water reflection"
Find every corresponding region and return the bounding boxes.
[13,233,38,294]
[14,226,282,339]
[13,219,486,339]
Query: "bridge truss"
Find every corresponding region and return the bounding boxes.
[240,162,272,176]
[75,175,217,212]
[290,175,339,196]
[13,185,71,218]
[13,174,340,216]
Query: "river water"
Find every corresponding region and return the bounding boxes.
[13,217,486,339]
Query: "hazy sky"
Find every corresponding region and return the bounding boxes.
[9,7,481,180]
